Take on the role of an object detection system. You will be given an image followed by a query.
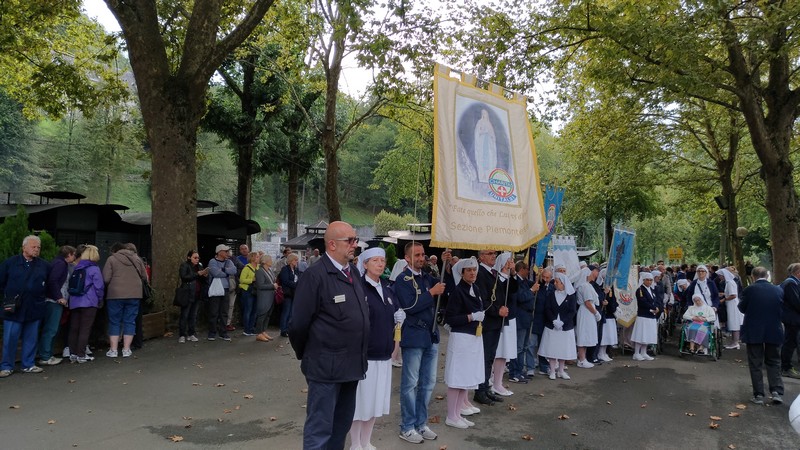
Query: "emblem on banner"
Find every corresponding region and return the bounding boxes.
[487,169,517,203]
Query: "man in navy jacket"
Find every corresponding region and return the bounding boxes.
[780,263,800,378]
[395,242,445,444]
[1,235,51,378]
[289,221,369,450]
[739,266,784,405]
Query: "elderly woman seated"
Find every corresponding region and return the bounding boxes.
[682,294,717,354]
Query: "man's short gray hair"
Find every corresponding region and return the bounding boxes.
[788,263,800,277]
[22,235,40,247]
[752,266,769,280]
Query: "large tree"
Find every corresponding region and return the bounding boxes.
[104,0,275,309]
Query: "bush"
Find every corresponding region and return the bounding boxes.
[373,210,418,236]
[0,205,57,260]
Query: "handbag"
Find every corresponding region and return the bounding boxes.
[274,286,284,305]
[173,283,191,307]
[208,277,225,297]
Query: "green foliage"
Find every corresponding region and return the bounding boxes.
[196,132,237,209]
[0,90,43,193]
[373,210,418,236]
[0,205,56,260]
[384,242,398,276]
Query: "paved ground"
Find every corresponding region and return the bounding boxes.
[2,328,800,449]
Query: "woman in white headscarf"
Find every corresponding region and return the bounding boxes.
[443,257,485,429]
[687,265,720,330]
[350,247,405,450]
[718,267,743,349]
[491,252,517,396]
[574,266,601,368]
[538,272,578,380]
[631,272,659,361]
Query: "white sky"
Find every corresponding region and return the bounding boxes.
[81,0,372,96]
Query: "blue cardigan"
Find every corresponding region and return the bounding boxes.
[0,255,50,322]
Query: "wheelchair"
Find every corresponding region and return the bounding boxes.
[678,319,722,361]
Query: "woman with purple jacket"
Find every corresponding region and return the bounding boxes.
[68,245,105,364]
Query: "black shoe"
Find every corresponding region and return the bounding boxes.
[473,391,495,406]
[486,391,504,402]
[280,332,289,337]
[590,359,603,365]
[508,376,528,384]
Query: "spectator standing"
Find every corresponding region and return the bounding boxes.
[103,242,147,358]
[254,254,277,342]
[0,235,50,377]
[176,251,208,343]
[67,245,104,363]
[206,244,237,341]
[739,266,785,405]
[238,252,259,336]
[278,253,299,337]
[781,263,800,379]
[38,245,76,366]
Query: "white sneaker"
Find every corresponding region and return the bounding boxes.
[399,429,424,444]
[600,354,613,362]
[549,371,557,380]
[122,349,133,358]
[460,407,480,416]
[178,336,186,343]
[445,418,469,429]
[188,335,199,342]
[461,417,475,427]
[527,369,536,377]
[559,371,571,380]
[418,425,437,440]
[491,387,513,396]
[577,360,595,369]
[632,353,644,361]
[62,347,70,358]
[642,354,654,361]
[85,345,93,355]
[106,349,118,358]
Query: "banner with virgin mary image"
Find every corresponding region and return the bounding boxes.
[533,185,565,267]
[606,228,635,288]
[430,64,547,251]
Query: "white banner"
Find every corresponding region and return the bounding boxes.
[551,235,581,282]
[430,64,546,251]
[614,265,640,327]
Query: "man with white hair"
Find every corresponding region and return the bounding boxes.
[1,235,51,378]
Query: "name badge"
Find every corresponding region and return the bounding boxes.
[334,295,346,304]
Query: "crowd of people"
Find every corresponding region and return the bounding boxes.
[1,237,150,377]
[4,228,800,449]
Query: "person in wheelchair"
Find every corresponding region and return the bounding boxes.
[682,294,717,354]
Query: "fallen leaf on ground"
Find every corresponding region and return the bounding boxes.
[233,389,240,393]
[428,415,440,424]
[9,405,20,409]
[301,404,307,408]
[734,359,742,363]
[727,445,736,449]
[709,422,719,429]
[182,416,192,420]
[521,434,533,441]
[685,412,696,417]
[439,446,448,450]
[244,394,254,399]
[48,419,56,424]
[710,416,722,421]
[435,395,444,400]
[606,401,612,405]
[634,376,642,380]
[538,393,545,397]
[728,412,740,417]
[223,409,232,414]
[571,432,578,436]
[217,418,223,422]
[163,332,174,337]
[301,388,308,393]
[269,416,277,421]
[640,404,647,408]
[192,382,202,386]
[234,405,241,410]
[215,383,225,387]
[68,379,76,383]
[558,414,569,420]
[735,404,747,410]
[508,404,517,411]
[167,435,184,442]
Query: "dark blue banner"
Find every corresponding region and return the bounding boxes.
[533,185,565,267]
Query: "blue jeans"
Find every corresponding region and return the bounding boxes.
[38,301,64,360]
[106,299,139,336]
[239,290,256,334]
[280,297,293,334]
[511,325,532,378]
[400,343,439,432]
[2,319,41,371]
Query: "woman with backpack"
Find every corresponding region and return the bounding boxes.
[67,245,104,364]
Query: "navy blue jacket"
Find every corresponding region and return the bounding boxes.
[279,265,299,298]
[362,275,398,360]
[513,275,535,331]
[445,280,483,335]
[687,279,720,309]
[1,255,50,322]
[780,276,800,327]
[289,254,369,383]
[739,279,784,345]
[636,286,660,319]
[475,265,518,331]
[543,291,577,331]
[46,255,70,301]
[532,281,553,335]
[395,267,440,348]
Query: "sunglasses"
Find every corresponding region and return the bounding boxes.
[334,237,359,244]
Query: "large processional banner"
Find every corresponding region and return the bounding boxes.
[551,235,581,282]
[606,229,635,288]
[614,265,640,327]
[430,64,547,251]
[533,185,565,267]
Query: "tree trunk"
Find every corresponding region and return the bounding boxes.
[143,88,200,314]
[236,140,254,218]
[322,77,341,222]
[287,152,299,239]
[604,209,613,259]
